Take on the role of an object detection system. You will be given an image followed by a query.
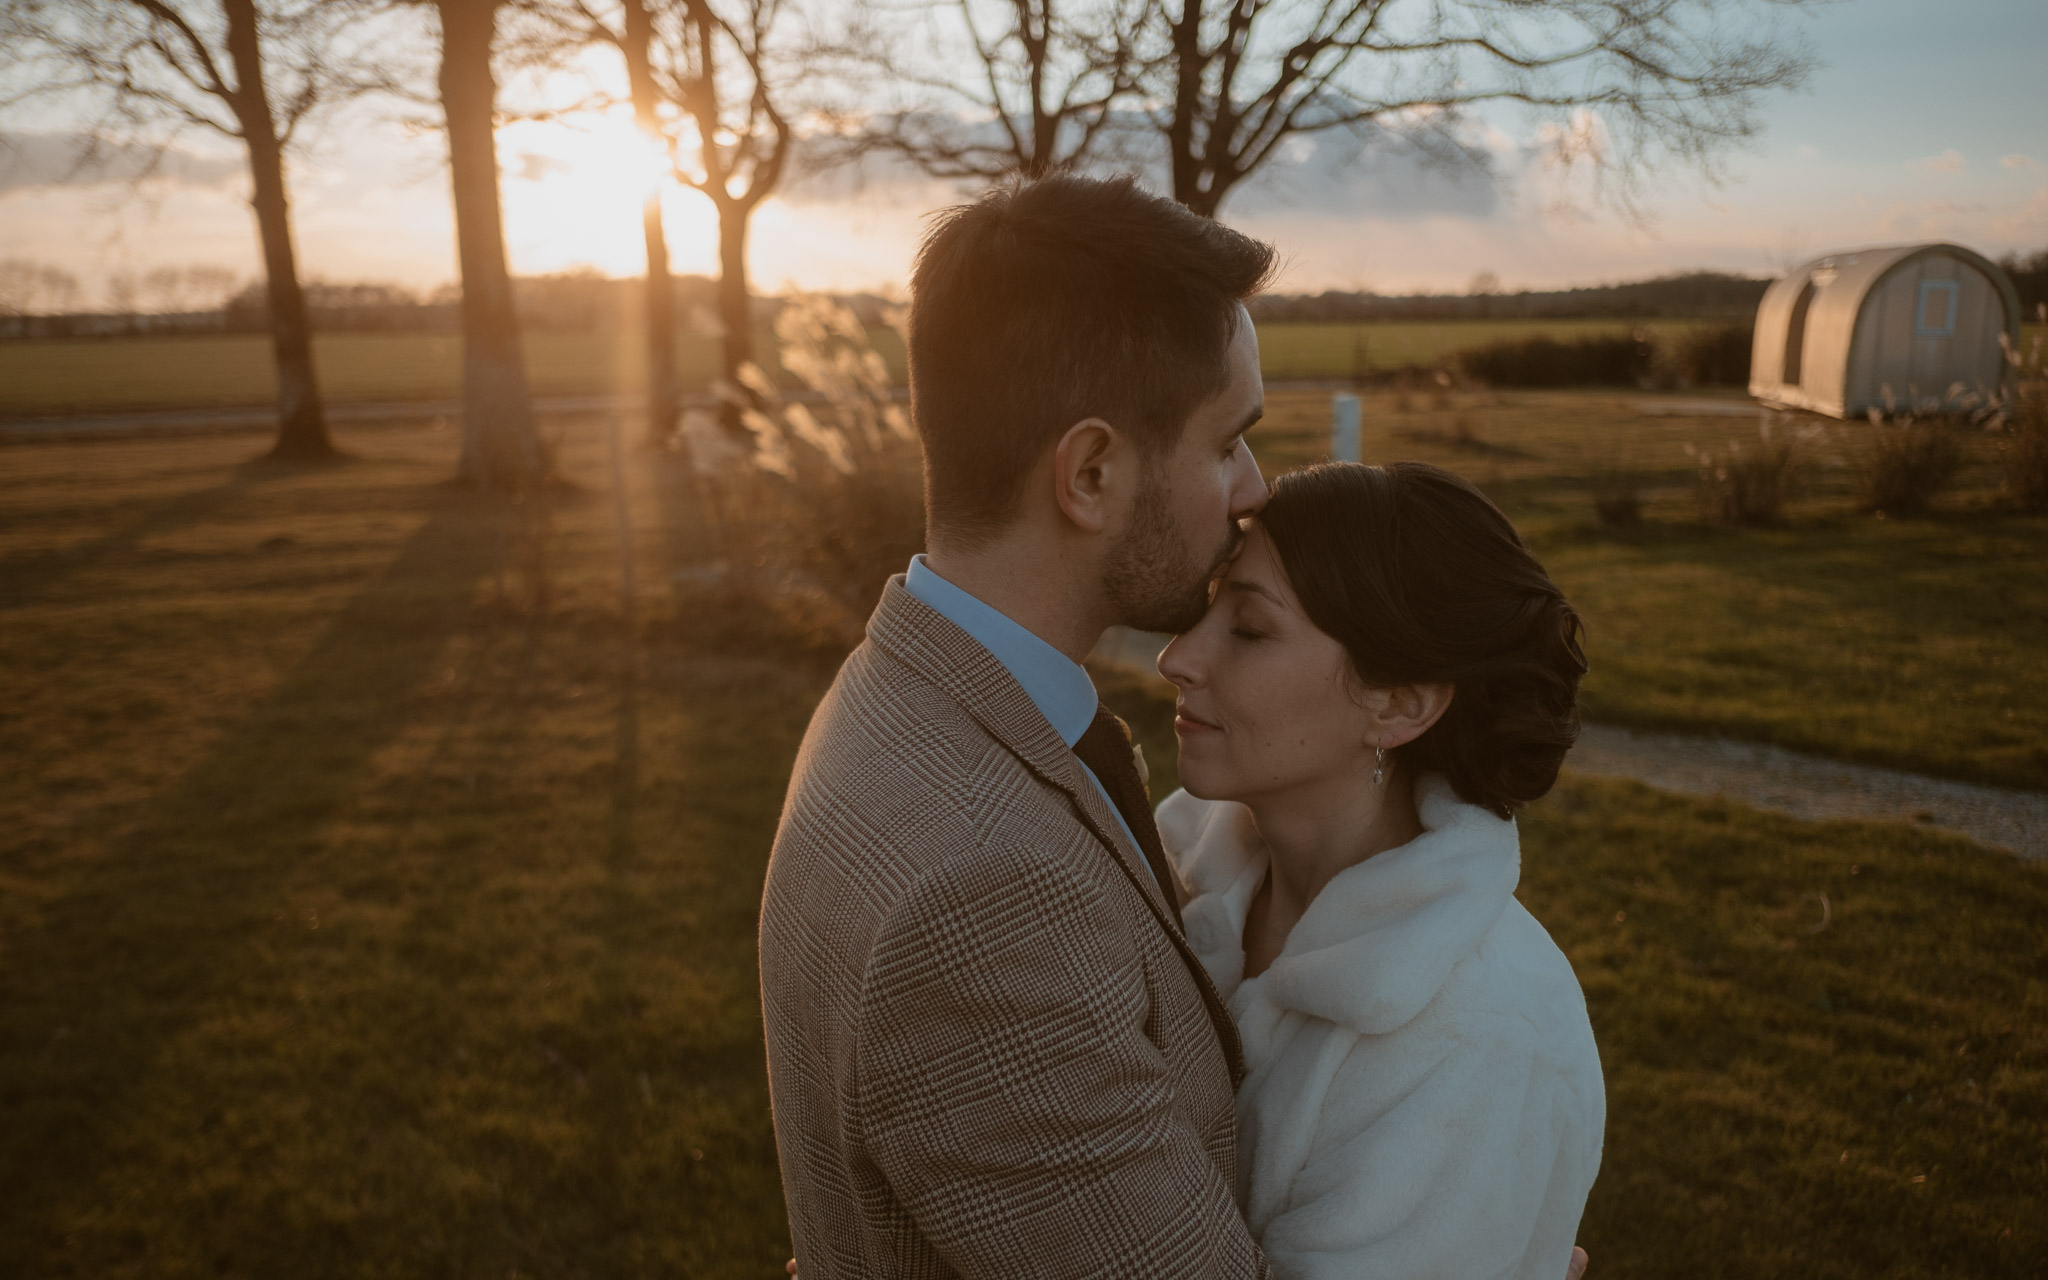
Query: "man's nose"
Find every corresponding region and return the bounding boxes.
[1233,450,1270,519]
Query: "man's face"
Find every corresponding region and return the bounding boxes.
[1103,308,1268,633]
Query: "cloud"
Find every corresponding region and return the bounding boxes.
[2002,154,2043,172]
[1794,144,1821,160]
[781,114,1504,223]
[1879,197,1991,238]
[1915,149,1966,175]
[1230,123,1504,221]
[0,131,240,194]
[1992,188,2048,240]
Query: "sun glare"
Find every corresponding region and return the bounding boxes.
[500,105,720,279]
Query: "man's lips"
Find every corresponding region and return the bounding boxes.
[1175,704,1222,734]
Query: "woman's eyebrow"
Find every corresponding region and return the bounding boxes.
[1226,579,1286,608]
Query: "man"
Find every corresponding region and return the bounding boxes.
[759,174,1584,1277]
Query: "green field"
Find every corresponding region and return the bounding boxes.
[2,397,2043,1275]
[5,321,2043,418]
[0,330,753,417]
[0,320,1741,418]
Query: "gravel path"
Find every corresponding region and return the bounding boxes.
[1567,725,2047,859]
[1089,627,2047,861]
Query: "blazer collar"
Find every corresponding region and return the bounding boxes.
[866,576,1247,1084]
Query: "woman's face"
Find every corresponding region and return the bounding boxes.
[1157,523,1378,803]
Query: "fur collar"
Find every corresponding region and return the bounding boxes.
[1157,775,1522,1037]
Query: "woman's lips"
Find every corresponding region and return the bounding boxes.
[1175,707,1221,735]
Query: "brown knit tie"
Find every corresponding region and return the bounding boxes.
[1074,706,1184,922]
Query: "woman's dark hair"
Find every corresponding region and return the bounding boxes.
[1259,462,1587,819]
[909,173,1275,547]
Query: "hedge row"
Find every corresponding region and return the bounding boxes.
[1452,322,1753,388]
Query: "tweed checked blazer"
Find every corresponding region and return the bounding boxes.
[760,577,1268,1278]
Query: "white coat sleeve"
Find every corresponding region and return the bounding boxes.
[1255,1014,1604,1280]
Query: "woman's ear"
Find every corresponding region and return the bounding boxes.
[1050,417,1125,534]
[1373,681,1455,749]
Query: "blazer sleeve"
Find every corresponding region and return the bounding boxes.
[852,839,1268,1279]
[1257,1021,1603,1280]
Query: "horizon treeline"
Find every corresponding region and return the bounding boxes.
[7,253,2046,345]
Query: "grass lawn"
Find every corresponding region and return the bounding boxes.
[0,425,803,1276]
[0,330,759,418]
[3,424,2042,1276]
[0,318,1818,418]
[1248,387,2048,790]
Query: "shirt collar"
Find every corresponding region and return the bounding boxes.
[903,554,1098,746]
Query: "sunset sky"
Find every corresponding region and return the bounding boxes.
[2,0,2043,304]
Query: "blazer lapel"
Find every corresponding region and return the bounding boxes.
[867,578,1248,1085]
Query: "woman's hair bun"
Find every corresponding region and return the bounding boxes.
[1258,462,1588,818]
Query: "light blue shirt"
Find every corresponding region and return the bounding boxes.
[904,555,1158,888]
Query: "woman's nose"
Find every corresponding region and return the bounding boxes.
[1156,633,1201,689]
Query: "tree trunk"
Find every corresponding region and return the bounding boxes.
[622,0,677,446]
[640,191,678,442]
[222,0,331,460]
[715,200,754,431]
[436,0,547,491]
[1166,3,1204,211]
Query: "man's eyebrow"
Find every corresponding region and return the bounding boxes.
[1226,578,1285,607]
[1219,404,1263,439]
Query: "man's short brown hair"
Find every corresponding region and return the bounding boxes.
[908,173,1276,545]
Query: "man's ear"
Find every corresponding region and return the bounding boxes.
[1373,681,1455,749]
[1050,417,1127,534]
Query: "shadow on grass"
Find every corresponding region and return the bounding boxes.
[0,492,502,1270]
[0,455,319,610]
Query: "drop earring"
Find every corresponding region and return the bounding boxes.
[1372,746,1385,786]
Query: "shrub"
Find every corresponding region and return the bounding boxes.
[1687,419,1812,526]
[1999,318,2048,512]
[2001,393,2048,511]
[1669,322,1753,386]
[682,294,926,652]
[1854,419,1964,518]
[1589,463,1645,529]
[1454,332,1656,387]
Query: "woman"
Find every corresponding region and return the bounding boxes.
[1155,460,1603,1280]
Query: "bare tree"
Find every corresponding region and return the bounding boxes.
[186,263,241,309]
[107,268,140,315]
[829,0,1819,219]
[432,0,552,489]
[0,258,83,315]
[1151,0,1818,217]
[0,0,374,458]
[529,0,685,443]
[142,264,189,312]
[552,0,794,431]
[660,0,793,430]
[819,0,1148,181]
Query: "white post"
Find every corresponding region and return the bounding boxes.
[1331,393,1361,462]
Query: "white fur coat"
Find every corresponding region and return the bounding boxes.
[1156,776,1605,1280]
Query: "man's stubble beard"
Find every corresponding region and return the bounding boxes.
[1103,469,1242,635]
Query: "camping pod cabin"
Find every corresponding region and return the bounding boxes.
[1750,243,2021,418]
